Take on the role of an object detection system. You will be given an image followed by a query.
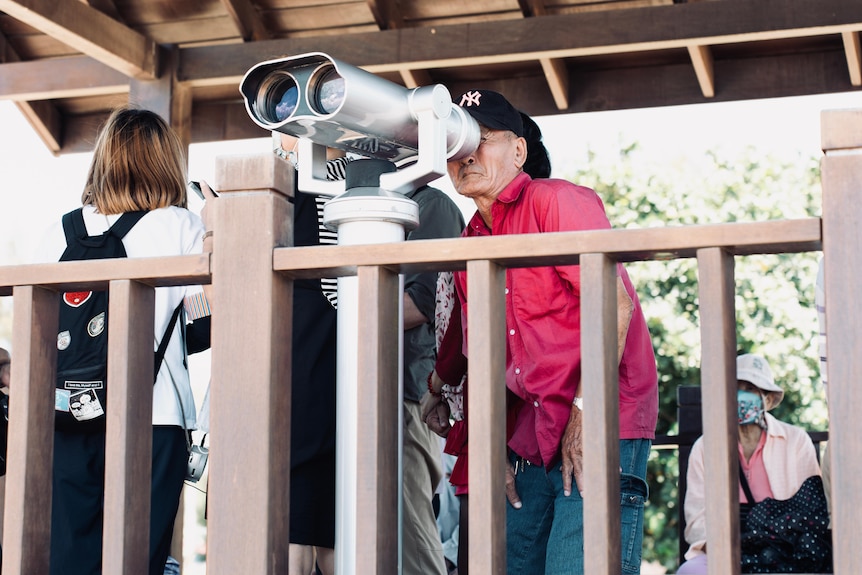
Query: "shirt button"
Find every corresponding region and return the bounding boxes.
[509,329,515,336]
[533,401,539,407]
[505,288,510,294]
[515,368,521,375]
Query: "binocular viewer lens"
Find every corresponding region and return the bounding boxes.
[259,73,299,123]
[311,66,345,115]
[257,65,346,124]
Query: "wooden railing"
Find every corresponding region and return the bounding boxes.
[1,108,860,574]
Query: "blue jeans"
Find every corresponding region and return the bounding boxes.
[506,439,650,575]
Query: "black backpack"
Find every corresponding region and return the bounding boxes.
[54,208,181,431]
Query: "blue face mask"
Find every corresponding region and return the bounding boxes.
[737,389,766,428]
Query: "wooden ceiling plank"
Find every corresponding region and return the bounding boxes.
[219,0,271,42]
[177,0,862,86]
[0,0,158,78]
[539,57,569,109]
[0,56,130,100]
[687,44,715,98]
[842,31,862,87]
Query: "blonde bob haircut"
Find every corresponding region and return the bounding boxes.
[82,106,188,214]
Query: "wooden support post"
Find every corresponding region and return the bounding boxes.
[696,247,740,575]
[581,253,621,575]
[467,259,507,575]
[102,279,156,574]
[3,286,58,575]
[206,153,295,574]
[129,44,192,154]
[354,265,400,574]
[820,107,862,575]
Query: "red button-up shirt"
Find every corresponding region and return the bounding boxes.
[455,172,658,468]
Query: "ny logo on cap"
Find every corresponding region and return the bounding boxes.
[459,91,482,107]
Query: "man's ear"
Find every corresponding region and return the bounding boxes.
[514,136,527,169]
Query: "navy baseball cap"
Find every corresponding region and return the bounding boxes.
[455,89,524,138]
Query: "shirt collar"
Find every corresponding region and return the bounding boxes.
[465,171,532,236]
[497,171,531,205]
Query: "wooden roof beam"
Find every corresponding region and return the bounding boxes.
[219,0,271,42]
[368,0,421,88]
[0,56,130,100]
[59,49,859,153]
[176,0,862,89]
[13,99,61,155]
[78,0,122,22]
[688,44,716,98]
[539,57,569,110]
[0,30,62,153]
[366,0,405,30]
[399,69,432,89]
[520,1,570,110]
[843,31,862,86]
[0,0,159,79]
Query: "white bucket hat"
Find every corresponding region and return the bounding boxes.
[737,353,784,410]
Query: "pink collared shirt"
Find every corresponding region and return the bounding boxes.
[739,430,774,503]
[454,172,658,468]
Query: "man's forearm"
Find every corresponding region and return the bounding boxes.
[403,292,430,330]
[616,277,634,362]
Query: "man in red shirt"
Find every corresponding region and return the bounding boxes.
[447,89,658,574]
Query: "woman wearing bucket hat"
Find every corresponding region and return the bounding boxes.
[678,353,824,574]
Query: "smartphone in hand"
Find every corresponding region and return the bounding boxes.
[189,181,218,200]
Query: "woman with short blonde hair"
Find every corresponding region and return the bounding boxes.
[36,105,214,575]
[82,106,188,213]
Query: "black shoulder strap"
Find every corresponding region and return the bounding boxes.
[61,208,86,246]
[60,209,147,244]
[109,211,147,239]
[738,461,756,504]
[154,303,183,383]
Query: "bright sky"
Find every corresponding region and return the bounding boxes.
[1,91,861,348]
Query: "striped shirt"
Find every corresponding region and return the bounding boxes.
[317,156,352,307]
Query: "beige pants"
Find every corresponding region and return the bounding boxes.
[402,400,447,575]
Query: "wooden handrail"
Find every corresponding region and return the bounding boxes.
[0,253,211,296]
[272,218,821,278]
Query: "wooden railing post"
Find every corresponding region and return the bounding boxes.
[696,247,740,575]
[102,279,156,574]
[3,286,58,575]
[354,265,400,574]
[466,259,507,575]
[820,108,862,575]
[206,153,295,574]
[581,253,621,575]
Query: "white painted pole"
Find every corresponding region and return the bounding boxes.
[326,183,418,575]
